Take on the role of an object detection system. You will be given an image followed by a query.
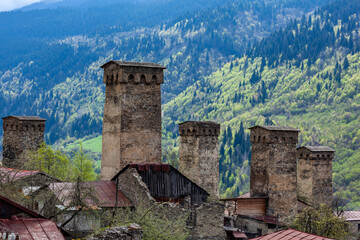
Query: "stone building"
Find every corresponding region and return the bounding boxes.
[249,126,300,218]
[297,146,335,206]
[2,116,46,168]
[179,121,221,198]
[100,61,166,180]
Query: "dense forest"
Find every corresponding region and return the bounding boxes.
[163,0,360,207]
[2,0,360,209]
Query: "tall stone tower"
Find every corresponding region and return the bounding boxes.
[100,61,166,180]
[179,121,220,198]
[297,146,334,206]
[2,116,46,168]
[249,126,299,218]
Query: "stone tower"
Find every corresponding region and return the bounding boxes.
[100,61,166,180]
[297,146,334,206]
[2,116,46,168]
[179,121,220,198]
[249,126,299,218]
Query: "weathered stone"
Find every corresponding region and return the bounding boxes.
[86,223,143,240]
[179,121,221,198]
[100,61,166,180]
[2,116,46,168]
[297,146,334,206]
[249,126,299,218]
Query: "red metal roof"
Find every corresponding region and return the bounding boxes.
[50,181,132,208]
[0,195,42,219]
[233,231,247,238]
[129,163,171,173]
[238,192,251,198]
[0,219,64,240]
[339,211,360,221]
[252,229,334,240]
[0,167,40,183]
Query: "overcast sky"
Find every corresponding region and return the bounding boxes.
[0,0,42,11]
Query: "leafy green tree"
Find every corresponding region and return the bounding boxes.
[71,143,97,182]
[291,204,349,240]
[25,143,71,181]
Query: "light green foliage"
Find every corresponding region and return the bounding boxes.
[71,143,97,182]
[291,204,349,240]
[25,143,72,181]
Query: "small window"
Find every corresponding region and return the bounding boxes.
[140,74,146,83]
[152,75,157,83]
[282,137,285,142]
[357,223,360,231]
[257,228,262,236]
[128,74,134,82]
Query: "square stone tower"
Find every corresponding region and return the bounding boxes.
[2,116,46,168]
[179,121,220,198]
[249,126,299,218]
[297,146,335,206]
[100,61,166,180]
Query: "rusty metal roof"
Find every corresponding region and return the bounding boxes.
[297,146,335,152]
[101,60,166,69]
[252,229,334,239]
[233,231,247,238]
[249,126,300,131]
[339,211,360,221]
[0,195,42,218]
[0,167,59,184]
[50,181,132,208]
[2,116,46,121]
[0,219,65,240]
[179,121,220,126]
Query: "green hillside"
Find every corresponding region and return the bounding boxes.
[163,0,360,209]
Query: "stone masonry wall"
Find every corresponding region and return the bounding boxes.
[179,121,220,198]
[250,126,299,218]
[2,118,45,168]
[101,62,164,180]
[297,147,334,206]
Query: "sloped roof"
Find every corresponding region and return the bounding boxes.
[252,229,334,240]
[0,195,42,218]
[339,211,360,221]
[101,60,166,69]
[0,167,59,184]
[49,181,132,208]
[297,146,335,152]
[0,219,65,240]
[249,125,300,131]
[2,116,46,121]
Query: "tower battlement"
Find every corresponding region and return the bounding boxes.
[179,121,220,198]
[2,116,46,168]
[100,61,166,180]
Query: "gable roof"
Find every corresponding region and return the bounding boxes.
[49,181,132,208]
[111,163,209,196]
[0,167,60,184]
[252,229,334,240]
[101,60,166,69]
[297,146,335,152]
[249,125,300,131]
[0,194,43,218]
[0,219,65,240]
[2,116,46,121]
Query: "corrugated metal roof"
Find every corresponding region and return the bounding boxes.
[101,60,166,69]
[249,126,300,131]
[2,116,46,121]
[252,229,334,239]
[0,219,65,240]
[0,167,58,184]
[339,211,360,221]
[298,146,335,152]
[50,181,132,208]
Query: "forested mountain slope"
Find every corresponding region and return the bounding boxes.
[163,0,360,209]
[0,0,327,145]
